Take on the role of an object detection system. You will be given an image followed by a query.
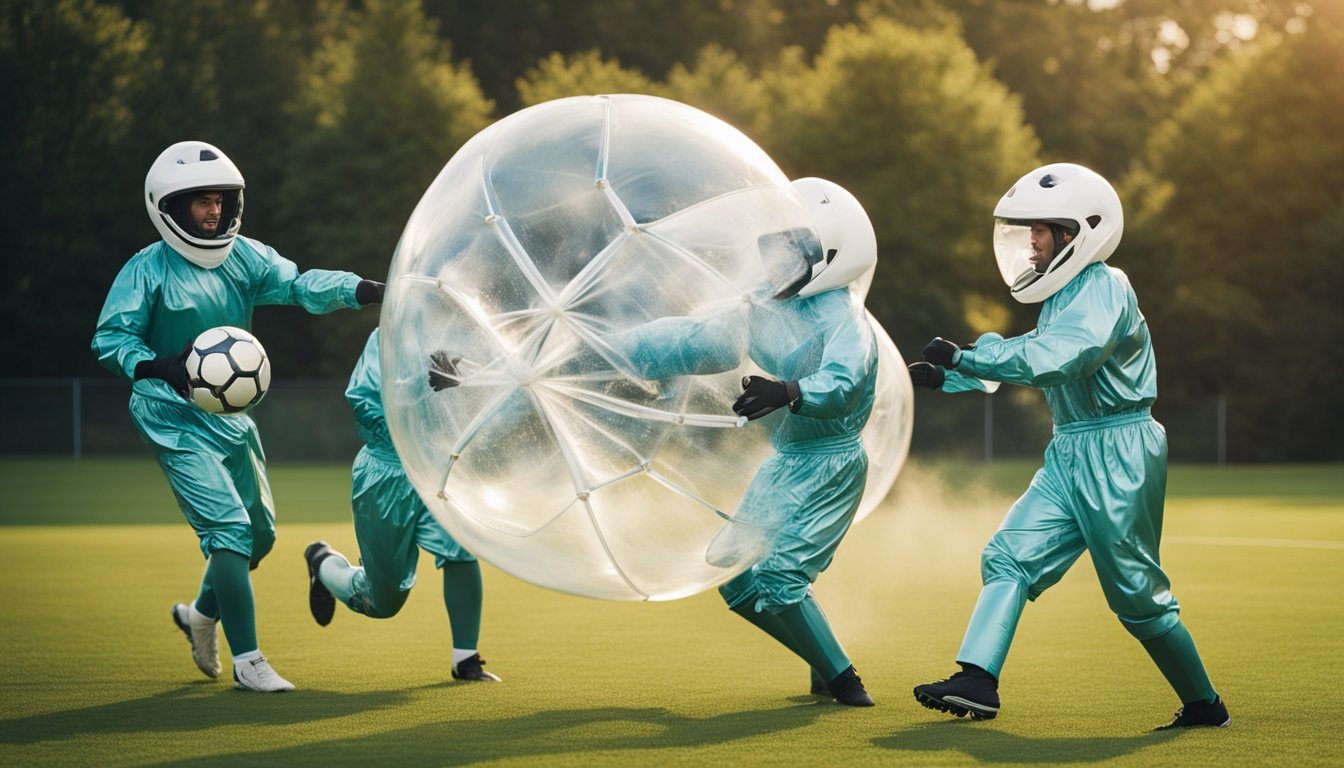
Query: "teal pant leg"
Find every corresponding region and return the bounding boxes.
[723,572,812,664]
[959,464,1086,678]
[206,550,257,656]
[1067,420,1181,639]
[1141,622,1218,704]
[776,593,851,680]
[157,448,257,561]
[134,398,270,563]
[341,452,424,618]
[228,426,275,569]
[193,568,219,620]
[441,561,483,649]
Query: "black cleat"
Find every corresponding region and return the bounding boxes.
[1155,696,1230,730]
[452,653,502,682]
[827,665,875,707]
[304,541,337,627]
[914,665,1000,720]
[810,667,829,695]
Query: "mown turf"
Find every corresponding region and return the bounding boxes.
[1,457,1341,766]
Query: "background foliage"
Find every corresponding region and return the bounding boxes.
[2,0,1339,459]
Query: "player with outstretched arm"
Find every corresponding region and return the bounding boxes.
[908,163,1228,730]
[91,141,384,692]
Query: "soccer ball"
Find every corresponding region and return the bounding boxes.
[186,326,271,415]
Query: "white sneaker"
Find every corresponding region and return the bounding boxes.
[171,603,220,679]
[233,655,295,692]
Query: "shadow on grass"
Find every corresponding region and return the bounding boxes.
[145,701,836,766]
[0,682,415,744]
[873,720,1180,763]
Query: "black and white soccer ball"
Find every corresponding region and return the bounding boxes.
[186,326,271,415]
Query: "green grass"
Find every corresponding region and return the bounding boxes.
[2,457,1342,766]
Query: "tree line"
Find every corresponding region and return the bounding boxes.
[2,0,1340,459]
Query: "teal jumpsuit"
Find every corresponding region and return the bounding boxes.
[92,236,363,653]
[617,287,878,680]
[319,328,482,640]
[942,261,1217,704]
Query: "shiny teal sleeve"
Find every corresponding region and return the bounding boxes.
[345,329,391,447]
[792,295,873,419]
[605,310,745,380]
[941,333,1003,393]
[91,253,160,380]
[956,276,1125,387]
[249,239,362,313]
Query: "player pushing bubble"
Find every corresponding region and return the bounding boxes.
[608,177,881,705]
[909,163,1229,730]
[302,328,502,683]
[90,141,385,692]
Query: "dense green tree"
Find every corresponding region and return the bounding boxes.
[118,0,346,243]
[663,45,772,136]
[1125,18,1344,459]
[757,19,1040,453]
[425,0,858,111]
[515,50,663,106]
[762,18,1039,354]
[268,0,494,373]
[0,0,150,376]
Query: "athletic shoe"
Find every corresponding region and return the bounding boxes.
[913,666,1000,720]
[452,653,502,682]
[1155,696,1230,730]
[303,541,337,627]
[810,667,828,695]
[171,603,221,679]
[827,665,875,707]
[233,655,295,692]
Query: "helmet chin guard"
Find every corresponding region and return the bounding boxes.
[791,178,877,298]
[993,163,1122,304]
[144,141,245,268]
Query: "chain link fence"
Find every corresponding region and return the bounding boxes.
[0,378,1231,464]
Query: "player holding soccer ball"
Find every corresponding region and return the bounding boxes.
[909,163,1228,730]
[90,141,385,692]
[302,328,501,683]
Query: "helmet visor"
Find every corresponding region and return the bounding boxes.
[992,218,1042,293]
[757,227,823,299]
[163,187,244,243]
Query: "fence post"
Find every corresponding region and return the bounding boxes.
[984,392,994,462]
[72,377,82,460]
[1217,393,1226,466]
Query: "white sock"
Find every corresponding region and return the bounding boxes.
[233,649,262,665]
[188,603,217,626]
[452,648,478,668]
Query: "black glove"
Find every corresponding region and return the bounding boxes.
[428,351,462,391]
[732,375,800,421]
[133,343,192,399]
[908,362,945,390]
[923,337,961,368]
[355,279,385,305]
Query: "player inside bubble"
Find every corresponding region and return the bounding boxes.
[378,94,910,603]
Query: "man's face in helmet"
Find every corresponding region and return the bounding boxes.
[189,191,224,236]
[1028,222,1072,272]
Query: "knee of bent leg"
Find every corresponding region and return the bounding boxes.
[719,571,758,611]
[1116,596,1182,641]
[249,528,275,567]
[351,588,409,619]
[980,535,1029,586]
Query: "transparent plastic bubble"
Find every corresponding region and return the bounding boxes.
[382,94,911,601]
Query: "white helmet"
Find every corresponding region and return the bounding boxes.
[791,177,877,298]
[993,163,1122,303]
[144,141,245,268]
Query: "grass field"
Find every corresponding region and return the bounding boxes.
[2,456,1342,767]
